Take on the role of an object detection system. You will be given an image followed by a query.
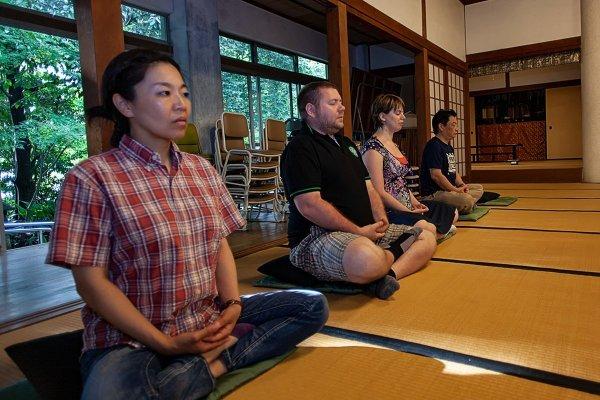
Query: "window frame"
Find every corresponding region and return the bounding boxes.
[122,1,170,43]
[0,1,172,53]
[219,33,327,147]
[219,32,328,80]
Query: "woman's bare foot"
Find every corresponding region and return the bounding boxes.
[201,335,238,364]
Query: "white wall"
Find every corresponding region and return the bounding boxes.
[469,73,506,92]
[363,0,423,35]
[509,63,580,87]
[426,0,466,61]
[466,0,581,54]
[217,0,328,61]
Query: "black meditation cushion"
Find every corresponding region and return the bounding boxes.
[257,255,321,286]
[5,329,83,400]
[477,191,501,204]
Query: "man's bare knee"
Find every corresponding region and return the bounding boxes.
[415,220,436,234]
[343,237,388,283]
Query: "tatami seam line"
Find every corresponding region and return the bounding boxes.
[457,225,600,235]
[431,257,600,277]
[319,326,600,395]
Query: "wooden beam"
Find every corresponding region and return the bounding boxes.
[0,2,76,38]
[75,0,125,155]
[467,37,581,66]
[415,49,431,158]
[370,64,415,78]
[221,57,323,85]
[460,0,489,5]
[0,3,171,53]
[327,3,353,138]
[341,0,467,73]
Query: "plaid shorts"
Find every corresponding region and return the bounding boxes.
[289,223,412,282]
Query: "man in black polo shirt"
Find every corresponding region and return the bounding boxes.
[420,109,483,214]
[281,82,436,300]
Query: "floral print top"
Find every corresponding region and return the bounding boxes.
[361,137,413,210]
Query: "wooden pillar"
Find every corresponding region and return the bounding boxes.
[463,73,472,181]
[75,0,124,155]
[171,0,222,156]
[414,48,430,158]
[581,0,600,182]
[327,3,352,138]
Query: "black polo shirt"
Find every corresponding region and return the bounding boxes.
[420,136,457,196]
[281,122,374,247]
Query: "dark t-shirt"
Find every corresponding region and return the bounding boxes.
[420,136,457,196]
[281,122,374,247]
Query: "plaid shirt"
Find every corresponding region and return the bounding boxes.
[47,135,245,352]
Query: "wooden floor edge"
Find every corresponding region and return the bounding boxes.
[232,238,288,259]
[0,300,83,335]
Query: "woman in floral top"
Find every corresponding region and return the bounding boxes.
[361,94,457,239]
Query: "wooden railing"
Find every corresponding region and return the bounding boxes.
[471,143,522,164]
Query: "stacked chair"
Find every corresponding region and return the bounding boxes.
[215,112,286,226]
[405,166,420,197]
[174,122,214,163]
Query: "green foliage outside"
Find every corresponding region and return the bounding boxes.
[219,36,252,61]
[257,48,294,72]
[0,1,167,249]
[1,0,167,40]
[122,4,167,41]
[299,56,327,79]
[0,0,74,19]
[0,25,87,247]
[220,36,326,145]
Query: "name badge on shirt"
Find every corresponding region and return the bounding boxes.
[447,152,457,173]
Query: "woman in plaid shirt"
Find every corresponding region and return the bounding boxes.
[47,49,328,399]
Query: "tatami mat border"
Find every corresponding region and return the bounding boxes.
[320,327,600,395]
[458,225,600,235]
[514,197,600,200]
[490,208,600,214]
[431,258,600,277]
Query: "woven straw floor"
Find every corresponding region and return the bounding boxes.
[434,228,600,272]
[231,183,599,398]
[224,347,597,400]
[456,209,600,233]
[2,184,598,398]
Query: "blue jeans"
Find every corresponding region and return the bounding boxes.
[80,290,328,399]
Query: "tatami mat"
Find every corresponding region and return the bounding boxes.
[223,347,596,400]
[456,209,600,233]
[497,198,600,211]
[434,229,600,273]
[323,261,600,382]
[491,189,600,199]
[235,250,600,382]
[236,246,290,295]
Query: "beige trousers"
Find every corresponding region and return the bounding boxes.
[422,184,484,214]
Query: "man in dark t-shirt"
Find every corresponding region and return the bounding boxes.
[420,109,483,214]
[281,82,436,299]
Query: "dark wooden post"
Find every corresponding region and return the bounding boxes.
[414,48,430,158]
[74,0,124,155]
[327,3,353,138]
